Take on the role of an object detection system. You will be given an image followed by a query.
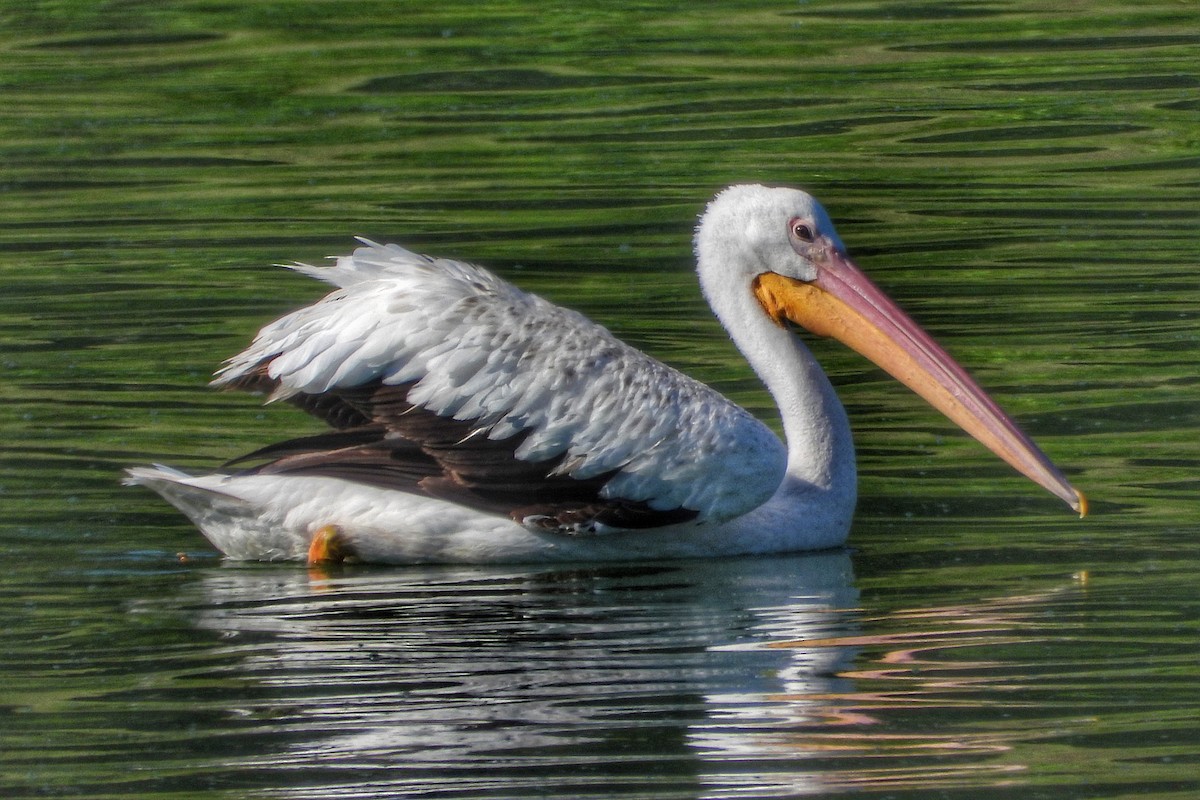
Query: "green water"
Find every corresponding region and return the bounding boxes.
[2,1,1198,798]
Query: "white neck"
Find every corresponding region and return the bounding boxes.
[692,183,859,536]
[703,278,856,497]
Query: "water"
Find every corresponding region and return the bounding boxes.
[2,1,1198,797]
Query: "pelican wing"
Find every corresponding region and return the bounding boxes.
[214,240,786,534]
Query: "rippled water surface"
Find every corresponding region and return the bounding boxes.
[2,1,1198,798]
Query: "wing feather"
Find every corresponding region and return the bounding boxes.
[214,240,786,527]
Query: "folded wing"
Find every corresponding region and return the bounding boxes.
[214,240,786,535]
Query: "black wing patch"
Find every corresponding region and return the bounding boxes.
[222,369,698,534]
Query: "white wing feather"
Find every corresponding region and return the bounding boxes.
[214,240,786,522]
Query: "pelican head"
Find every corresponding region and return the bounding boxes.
[695,184,1086,516]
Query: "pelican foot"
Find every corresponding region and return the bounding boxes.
[307,524,350,565]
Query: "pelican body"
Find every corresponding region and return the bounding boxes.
[127,185,1084,564]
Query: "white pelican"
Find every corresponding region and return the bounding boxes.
[127,185,1085,564]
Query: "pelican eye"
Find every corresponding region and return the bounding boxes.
[790,220,815,243]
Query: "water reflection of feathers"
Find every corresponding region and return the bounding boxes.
[190,552,859,779]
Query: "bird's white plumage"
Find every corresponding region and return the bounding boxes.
[126,185,892,563]
[213,240,787,521]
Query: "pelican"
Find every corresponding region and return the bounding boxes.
[127,185,1085,564]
